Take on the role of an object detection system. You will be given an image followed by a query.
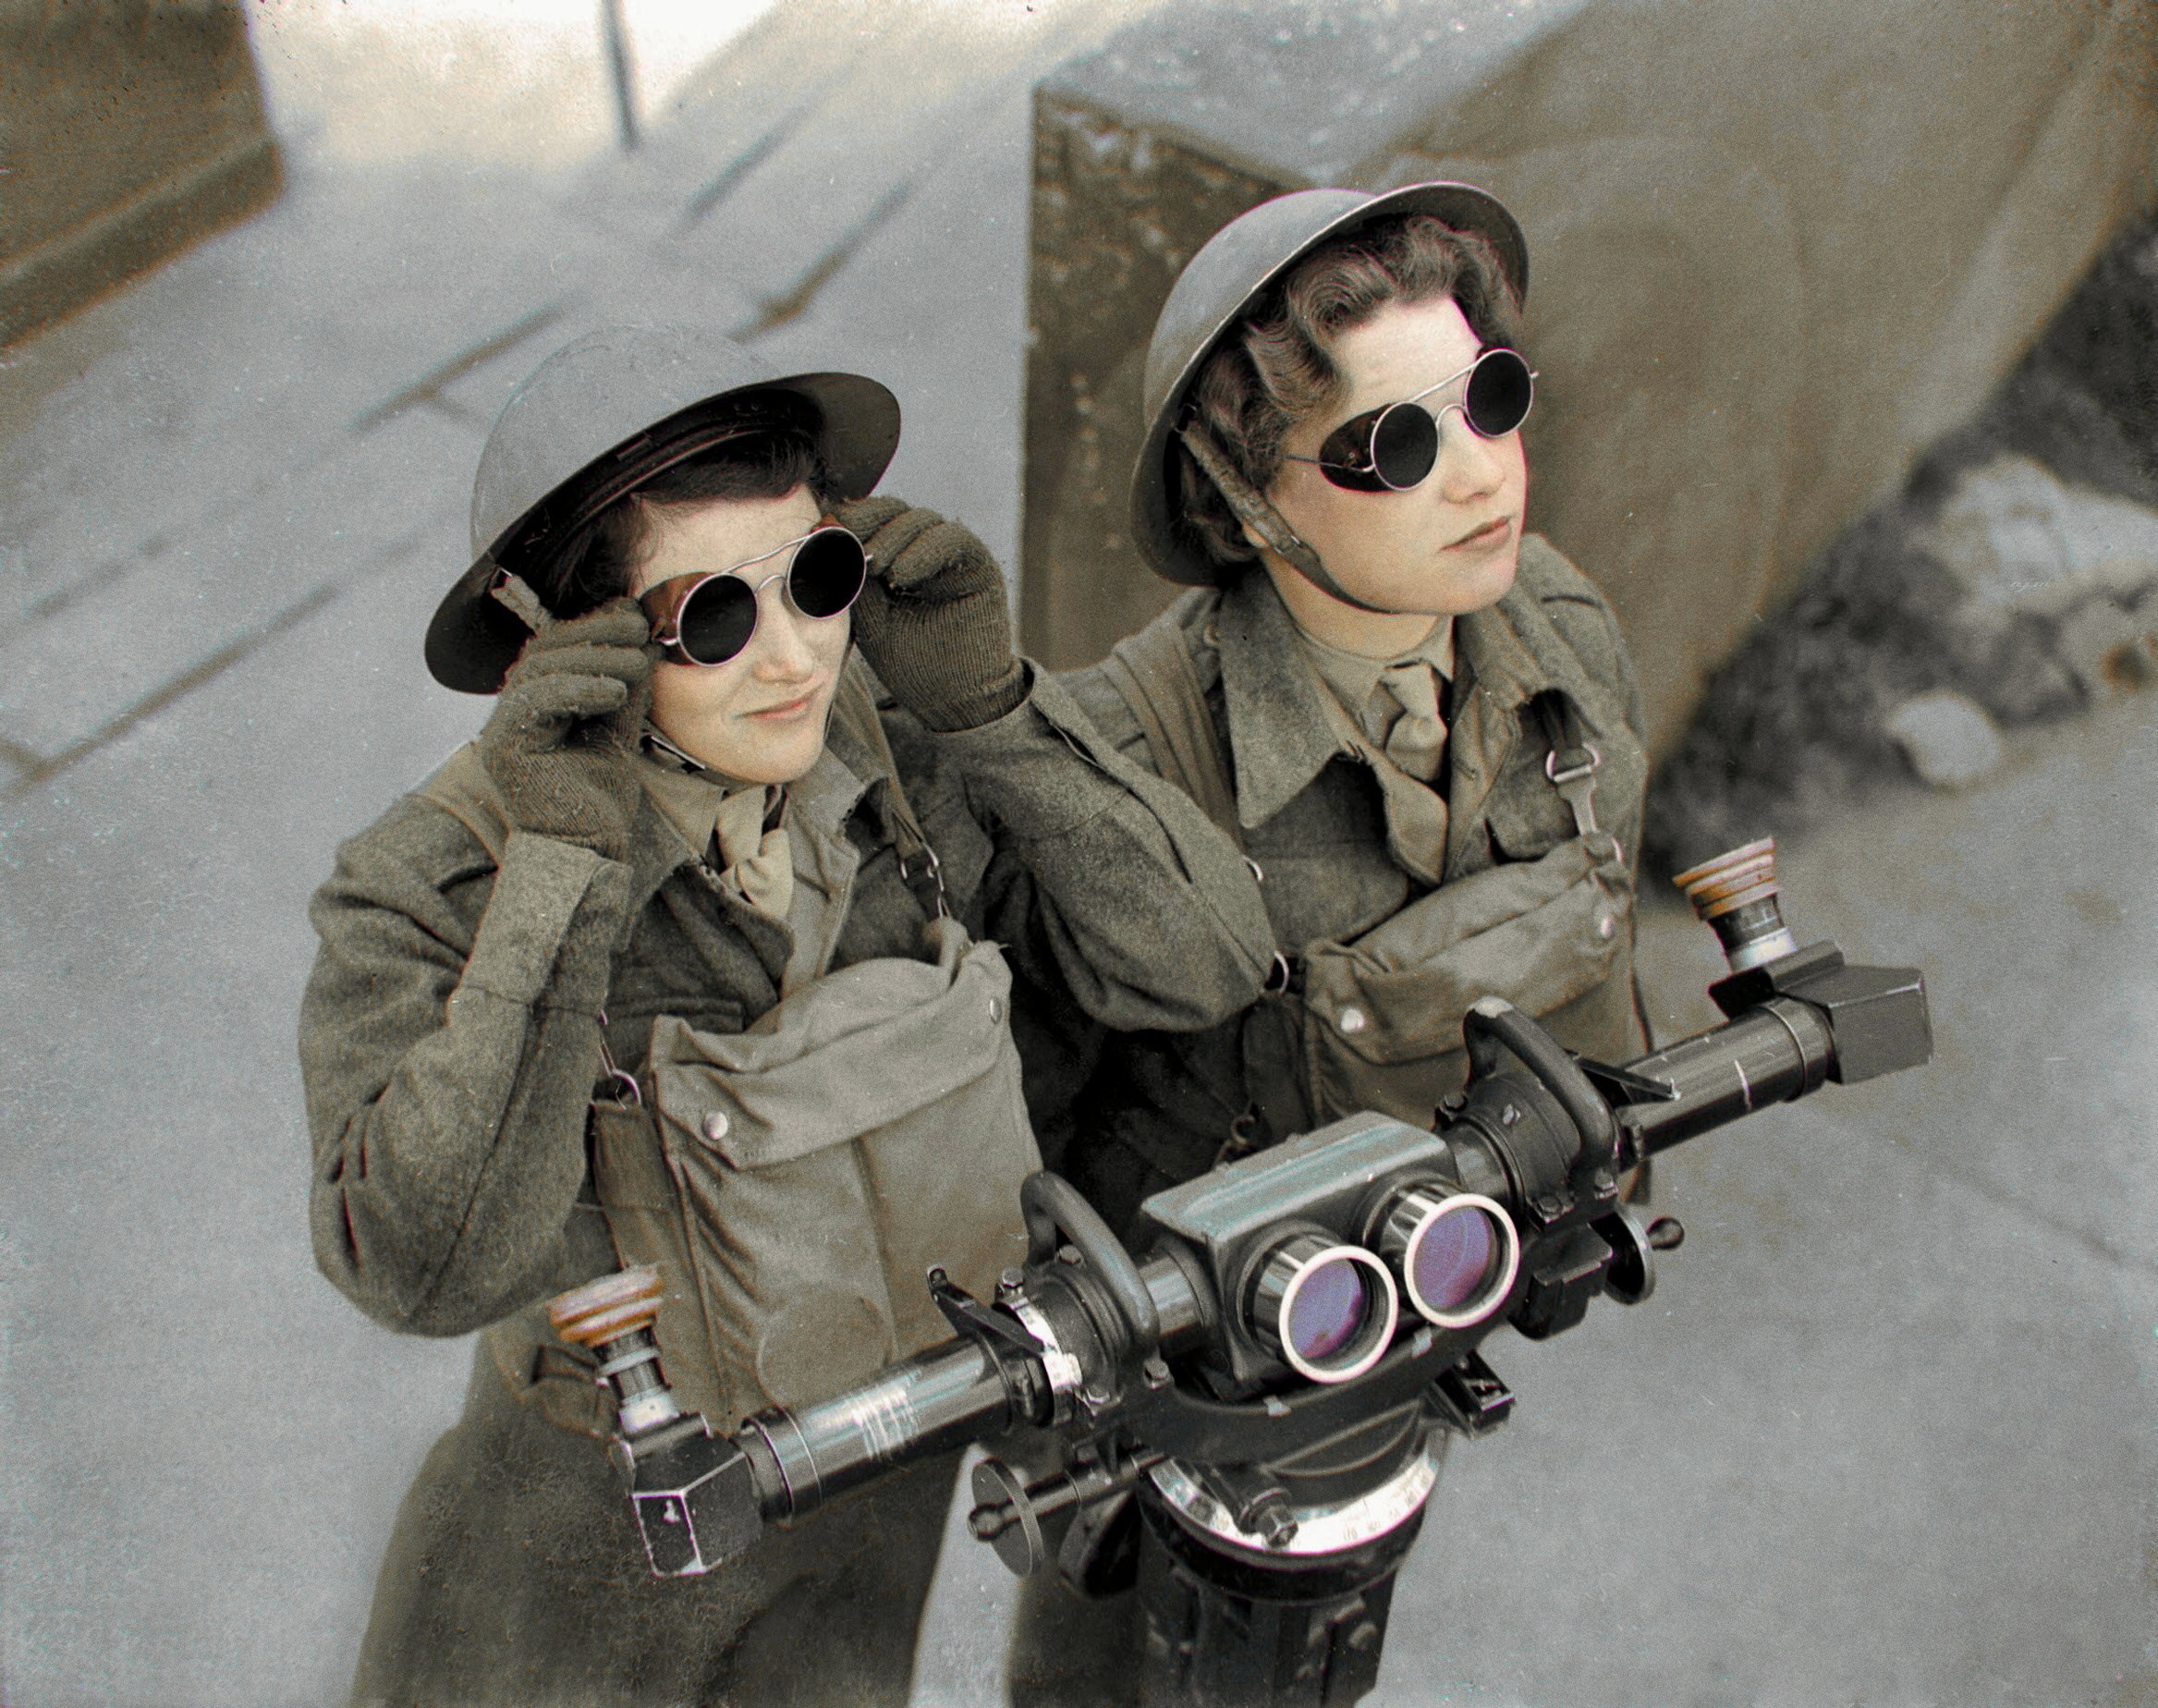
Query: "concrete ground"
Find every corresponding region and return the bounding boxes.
[2,5,2152,1705]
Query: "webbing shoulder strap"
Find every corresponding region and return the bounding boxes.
[1100,616,1244,852]
[828,660,947,917]
[414,745,514,863]
[1534,693,1607,845]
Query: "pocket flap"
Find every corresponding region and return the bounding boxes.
[1304,840,1630,1065]
[651,934,1016,1169]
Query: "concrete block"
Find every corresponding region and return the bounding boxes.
[1017,0,2158,754]
[0,0,282,347]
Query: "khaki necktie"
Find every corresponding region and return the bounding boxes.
[1376,663,1447,784]
[1315,681,1449,888]
[713,785,794,920]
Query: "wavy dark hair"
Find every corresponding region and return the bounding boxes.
[525,423,833,620]
[1176,213,1526,570]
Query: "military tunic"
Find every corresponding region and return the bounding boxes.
[1022,533,1650,1240]
[299,664,1274,1707]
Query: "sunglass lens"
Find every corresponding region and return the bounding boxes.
[787,529,868,619]
[1369,401,1440,491]
[676,575,760,665]
[1465,350,1533,437]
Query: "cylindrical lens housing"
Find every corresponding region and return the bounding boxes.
[1245,1228,1397,1384]
[1372,1187,1519,1328]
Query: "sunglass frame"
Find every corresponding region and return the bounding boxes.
[1283,348,1537,494]
[638,522,867,666]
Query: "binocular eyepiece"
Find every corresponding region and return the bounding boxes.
[1245,1230,1396,1383]
[1241,1183,1522,1384]
[1371,1185,1520,1331]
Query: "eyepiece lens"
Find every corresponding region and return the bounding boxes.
[1412,1206,1497,1312]
[1285,1258,1369,1362]
[1380,1189,1519,1328]
[1250,1234,1398,1382]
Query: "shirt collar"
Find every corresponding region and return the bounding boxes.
[1215,566,1557,829]
[1295,614,1456,733]
[630,717,873,874]
[634,726,757,862]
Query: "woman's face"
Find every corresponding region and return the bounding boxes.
[631,484,849,784]
[1262,292,1529,618]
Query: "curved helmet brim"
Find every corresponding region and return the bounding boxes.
[1127,181,1529,590]
[426,360,899,695]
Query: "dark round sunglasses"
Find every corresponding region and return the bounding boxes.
[1282,348,1536,494]
[638,523,868,666]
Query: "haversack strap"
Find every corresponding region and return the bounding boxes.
[829,663,947,918]
[1100,618,1244,852]
[1535,694,1606,847]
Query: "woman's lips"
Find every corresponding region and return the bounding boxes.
[745,685,823,721]
[1445,516,1513,551]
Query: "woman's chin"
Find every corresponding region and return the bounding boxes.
[746,708,838,784]
[647,716,827,785]
[1428,540,1519,615]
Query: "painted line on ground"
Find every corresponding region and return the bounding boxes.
[732,179,916,342]
[350,305,567,434]
[7,519,444,796]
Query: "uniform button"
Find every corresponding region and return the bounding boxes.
[989,996,1005,1023]
[1597,912,1616,940]
[701,1110,731,1143]
[1337,1006,1369,1035]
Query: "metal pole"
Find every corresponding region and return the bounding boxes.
[600,0,640,152]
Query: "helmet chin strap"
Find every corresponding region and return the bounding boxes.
[1177,425,1396,616]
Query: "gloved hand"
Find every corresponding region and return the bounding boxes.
[475,596,653,862]
[835,495,1028,733]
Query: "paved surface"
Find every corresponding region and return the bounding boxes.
[2,5,2152,1705]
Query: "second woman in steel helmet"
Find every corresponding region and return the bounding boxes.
[1006,186,1653,1706]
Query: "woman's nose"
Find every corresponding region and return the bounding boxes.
[1433,409,1506,504]
[747,580,820,677]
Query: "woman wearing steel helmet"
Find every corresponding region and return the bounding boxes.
[297,326,1273,1706]
[1007,185,1650,1705]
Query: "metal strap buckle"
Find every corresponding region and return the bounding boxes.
[1545,742,1603,839]
[899,838,947,920]
[1544,743,1602,787]
[592,1009,641,1110]
[1214,1108,1262,1169]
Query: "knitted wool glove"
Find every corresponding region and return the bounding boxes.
[475,597,654,863]
[835,495,1028,733]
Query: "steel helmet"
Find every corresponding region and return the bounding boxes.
[1127,182,1529,594]
[426,325,901,694]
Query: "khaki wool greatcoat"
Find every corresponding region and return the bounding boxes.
[1021,534,1651,1241]
[299,662,1274,1708]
